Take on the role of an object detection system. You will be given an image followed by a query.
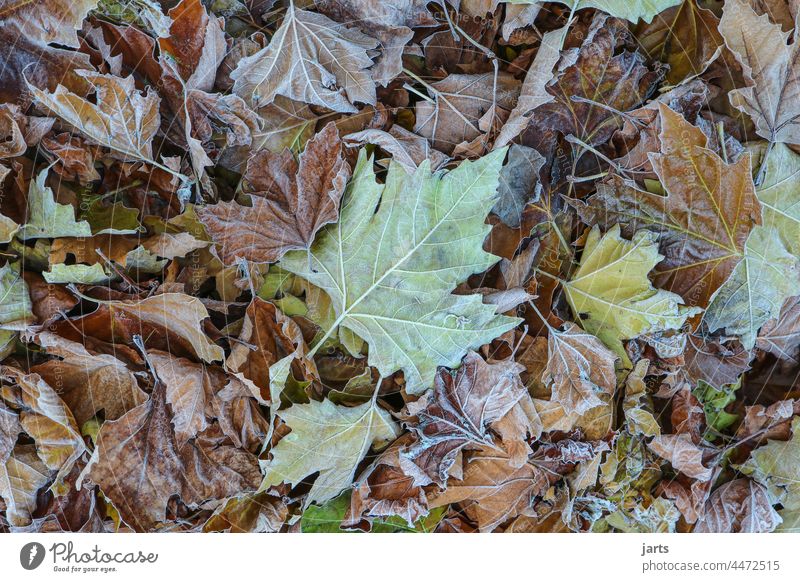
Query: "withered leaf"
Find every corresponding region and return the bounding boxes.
[694,478,781,533]
[197,123,350,265]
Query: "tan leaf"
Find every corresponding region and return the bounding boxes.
[400,352,527,487]
[542,322,617,416]
[0,0,98,48]
[31,332,146,425]
[0,445,50,527]
[648,434,714,481]
[720,0,800,144]
[198,123,349,265]
[694,478,781,533]
[231,5,379,112]
[414,72,520,155]
[27,71,162,164]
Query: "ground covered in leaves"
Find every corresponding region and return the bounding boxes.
[1,0,800,533]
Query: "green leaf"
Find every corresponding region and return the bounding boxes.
[564,225,699,361]
[741,417,800,511]
[18,168,92,240]
[505,0,682,23]
[704,226,800,349]
[42,263,110,284]
[693,379,739,439]
[261,398,399,506]
[750,142,800,256]
[281,150,520,394]
[0,262,33,326]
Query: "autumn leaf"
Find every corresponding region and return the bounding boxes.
[740,417,800,511]
[563,225,700,360]
[694,478,781,533]
[506,1,683,24]
[260,398,399,506]
[720,0,800,145]
[197,123,350,265]
[231,5,379,112]
[280,149,520,394]
[400,352,527,487]
[0,0,99,47]
[575,104,761,312]
[704,226,800,349]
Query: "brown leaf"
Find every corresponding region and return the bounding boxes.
[756,295,800,364]
[226,298,318,402]
[575,104,761,312]
[414,72,520,155]
[648,434,715,481]
[400,352,527,487]
[198,123,349,265]
[682,333,751,389]
[344,126,449,173]
[542,322,618,416]
[203,490,288,533]
[82,381,261,531]
[0,0,98,47]
[31,332,146,425]
[694,478,781,533]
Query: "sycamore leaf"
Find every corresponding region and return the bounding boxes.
[720,0,800,145]
[542,322,617,415]
[757,296,800,364]
[31,332,146,425]
[280,149,520,394]
[197,123,350,265]
[0,0,99,47]
[704,226,800,349]
[635,0,723,85]
[231,6,379,113]
[741,417,800,511]
[261,398,399,506]
[0,445,50,527]
[648,434,714,481]
[83,384,262,531]
[42,264,109,285]
[575,104,761,312]
[18,168,92,240]
[400,352,527,487]
[0,262,33,327]
[516,1,683,24]
[694,478,781,533]
[413,72,520,155]
[749,142,800,255]
[27,70,162,165]
[563,225,700,360]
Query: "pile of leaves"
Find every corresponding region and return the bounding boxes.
[1,0,800,534]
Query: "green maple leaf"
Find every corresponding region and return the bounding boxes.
[750,142,800,256]
[741,417,800,511]
[261,398,398,506]
[504,0,682,23]
[281,149,520,394]
[703,226,799,349]
[18,168,91,240]
[563,225,699,361]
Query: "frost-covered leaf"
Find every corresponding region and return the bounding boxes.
[281,149,520,394]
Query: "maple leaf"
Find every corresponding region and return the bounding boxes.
[231,5,379,113]
[563,225,700,360]
[510,1,683,24]
[575,104,761,312]
[741,417,800,511]
[400,352,527,487]
[648,434,714,481]
[0,445,50,527]
[197,123,350,265]
[720,0,800,145]
[18,168,92,240]
[261,398,399,506]
[635,0,724,85]
[280,149,520,395]
[542,322,617,415]
[750,142,800,255]
[694,478,781,533]
[0,0,99,48]
[704,226,800,349]
[82,382,262,531]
